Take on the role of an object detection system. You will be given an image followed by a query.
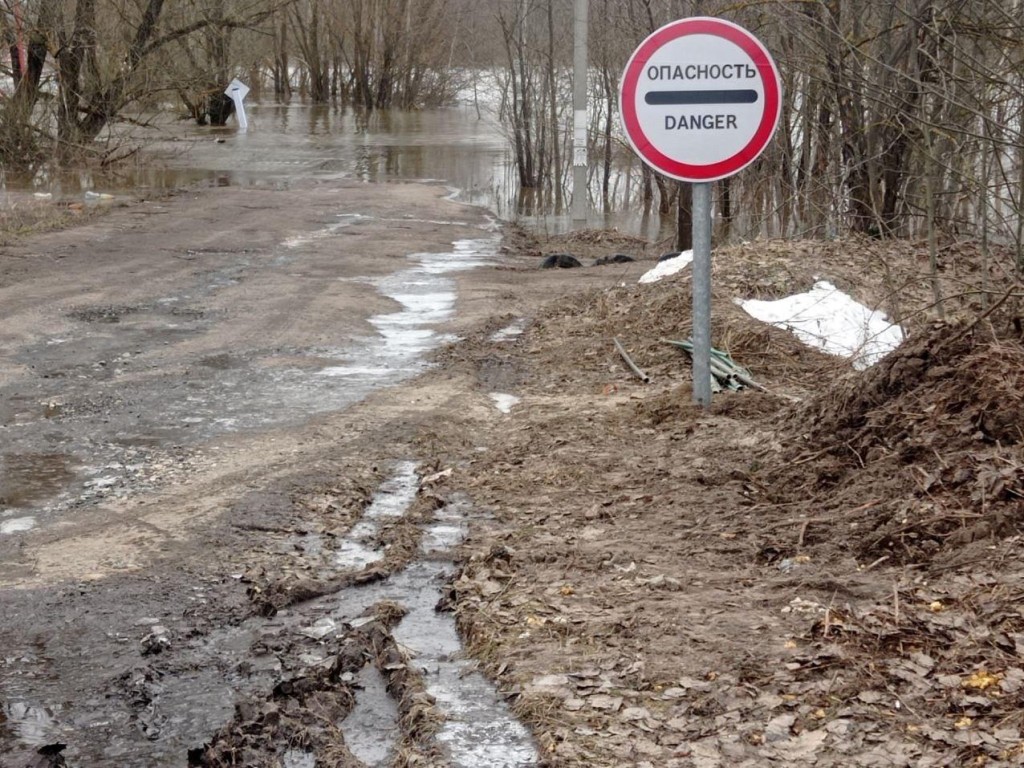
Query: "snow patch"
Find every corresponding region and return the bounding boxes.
[490,320,525,342]
[738,280,904,369]
[489,393,520,414]
[639,251,694,284]
[0,517,37,535]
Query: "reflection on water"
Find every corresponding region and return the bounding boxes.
[4,102,674,240]
[0,700,61,746]
[0,453,75,510]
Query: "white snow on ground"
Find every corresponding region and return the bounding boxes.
[738,280,905,369]
[638,250,694,284]
[489,393,520,414]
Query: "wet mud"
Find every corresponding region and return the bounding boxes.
[0,181,552,767]
[191,465,536,768]
[0,194,498,547]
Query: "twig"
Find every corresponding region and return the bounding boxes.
[823,590,838,638]
[789,447,834,467]
[797,520,809,548]
[945,285,1021,345]
[613,337,650,383]
[765,499,881,533]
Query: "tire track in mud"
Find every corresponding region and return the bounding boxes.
[192,461,538,768]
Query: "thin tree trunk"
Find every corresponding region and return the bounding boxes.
[676,181,692,251]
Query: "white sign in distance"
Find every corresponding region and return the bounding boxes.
[224,78,250,132]
[620,17,781,182]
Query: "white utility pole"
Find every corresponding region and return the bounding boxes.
[571,0,589,226]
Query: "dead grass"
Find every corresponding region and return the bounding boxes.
[433,234,1024,766]
[0,198,109,244]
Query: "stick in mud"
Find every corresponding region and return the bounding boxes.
[613,337,651,383]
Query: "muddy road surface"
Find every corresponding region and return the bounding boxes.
[0,181,605,767]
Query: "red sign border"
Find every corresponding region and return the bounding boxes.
[620,17,782,182]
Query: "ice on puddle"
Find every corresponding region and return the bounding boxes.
[489,393,520,414]
[0,517,37,535]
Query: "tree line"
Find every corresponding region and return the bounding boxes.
[2,0,1024,260]
[0,0,476,167]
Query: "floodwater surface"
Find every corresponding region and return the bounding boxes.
[5,100,674,238]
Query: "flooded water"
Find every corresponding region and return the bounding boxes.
[4,101,674,240]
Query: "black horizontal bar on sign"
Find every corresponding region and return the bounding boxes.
[645,89,758,106]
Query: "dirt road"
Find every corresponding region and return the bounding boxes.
[0,182,621,766]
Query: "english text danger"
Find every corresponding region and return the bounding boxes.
[665,114,738,130]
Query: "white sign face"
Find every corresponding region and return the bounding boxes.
[225,78,250,101]
[224,78,250,131]
[620,18,781,182]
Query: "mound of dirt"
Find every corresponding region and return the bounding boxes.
[523,276,840,400]
[765,318,1024,564]
[436,232,1024,766]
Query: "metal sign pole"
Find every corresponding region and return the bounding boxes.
[571,0,589,226]
[691,181,712,406]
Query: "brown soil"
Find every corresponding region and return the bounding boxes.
[419,232,1024,766]
[3,181,1024,767]
[0,194,108,247]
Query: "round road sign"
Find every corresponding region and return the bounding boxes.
[620,17,782,182]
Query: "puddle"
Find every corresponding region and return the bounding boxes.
[0,453,75,509]
[298,616,339,640]
[333,520,388,570]
[0,516,37,535]
[283,750,317,768]
[282,213,369,248]
[297,531,324,557]
[0,701,61,746]
[299,469,538,767]
[339,666,399,766]
[0,397,65,426]
[322,237,497,382]
[334,461,418,569]
[98,620,276,765]
[489,393,520,414]
[421,501,468,555]
[490,320,526,342]
[389,559,537,768]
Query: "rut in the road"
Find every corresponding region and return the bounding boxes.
[191,462,538,768]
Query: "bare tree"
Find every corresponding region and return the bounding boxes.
[0,0,282,168]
